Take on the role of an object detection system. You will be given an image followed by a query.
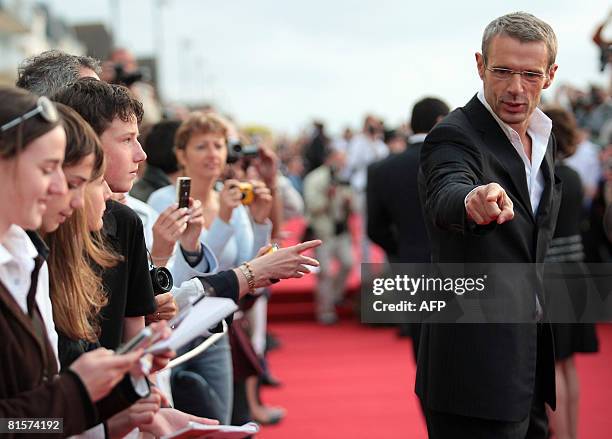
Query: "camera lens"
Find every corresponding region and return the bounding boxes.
[150,266,173,294]
[156,270,171,290]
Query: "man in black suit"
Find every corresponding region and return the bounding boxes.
[417,12,561,438]
[367,97,449,360]
[367,97,450,264]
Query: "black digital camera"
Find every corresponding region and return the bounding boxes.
[150,266,173,295]
[113,64,144,87]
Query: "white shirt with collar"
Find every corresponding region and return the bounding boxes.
[475,90,552,320]
[0,227,144,439]
[476,89,552,214]
[0,225,59,368]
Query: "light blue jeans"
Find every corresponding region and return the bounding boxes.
[171,333,233,424]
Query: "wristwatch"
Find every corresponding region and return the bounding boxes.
[238,262,256,293]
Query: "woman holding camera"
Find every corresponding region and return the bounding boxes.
[0,87,146,436]
[147,112,273,424]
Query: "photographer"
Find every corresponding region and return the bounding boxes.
[593,10,612,74]
[103,47,162,125]
[304,148,354,325]
[344,115,388,273]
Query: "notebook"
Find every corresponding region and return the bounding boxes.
[147,296,238,355]
[161,422,259,439]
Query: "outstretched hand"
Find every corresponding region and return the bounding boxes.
[248,240,322,288]
[465,183,514,225]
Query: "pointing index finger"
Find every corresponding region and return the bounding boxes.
[296,240,322,252]
[485,184,503,203]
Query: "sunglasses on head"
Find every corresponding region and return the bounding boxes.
[1,96,59,133]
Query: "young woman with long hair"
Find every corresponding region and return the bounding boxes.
[41,104,222,438]
[38,104,168,437]
[0,87,144,436]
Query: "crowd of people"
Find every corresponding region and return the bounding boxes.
[0,8,611,439]
[0,49,321,437]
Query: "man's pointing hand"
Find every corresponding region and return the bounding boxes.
[465,183,515,225]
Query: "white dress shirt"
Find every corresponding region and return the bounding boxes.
[475,90,553,320]
[476,89,552,214]
[0,227,148,439]
[0,225,59,368]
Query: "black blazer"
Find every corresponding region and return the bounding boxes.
[366,143,431,263]
[416,95,562,422]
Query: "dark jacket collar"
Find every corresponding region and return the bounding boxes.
[26,230,50,261]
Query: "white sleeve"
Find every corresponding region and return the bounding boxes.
[168,242,219,286]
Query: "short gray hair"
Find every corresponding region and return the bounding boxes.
[16,50,101,97]
[482,12,558,68]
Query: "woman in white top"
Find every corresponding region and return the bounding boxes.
[148,112,272,424]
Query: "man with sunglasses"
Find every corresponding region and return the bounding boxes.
[417,12,561,438]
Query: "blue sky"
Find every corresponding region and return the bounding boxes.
[43,0,612,135]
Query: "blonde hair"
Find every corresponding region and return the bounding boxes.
[46,207,119,342]
[174,111,229,151]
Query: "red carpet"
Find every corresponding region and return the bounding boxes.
[260,322,612,438]
[268,216,385,321]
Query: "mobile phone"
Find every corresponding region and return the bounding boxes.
[176,177,191,209]
[115,327,156,355]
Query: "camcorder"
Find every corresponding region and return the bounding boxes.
[112,64,144,87]
[227,139,260,164]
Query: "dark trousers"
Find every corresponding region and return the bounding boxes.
[425,402,546,439]
[424,326,550,439]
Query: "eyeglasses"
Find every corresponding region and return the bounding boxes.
[485,66,547,84]
[1,96,59,133]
